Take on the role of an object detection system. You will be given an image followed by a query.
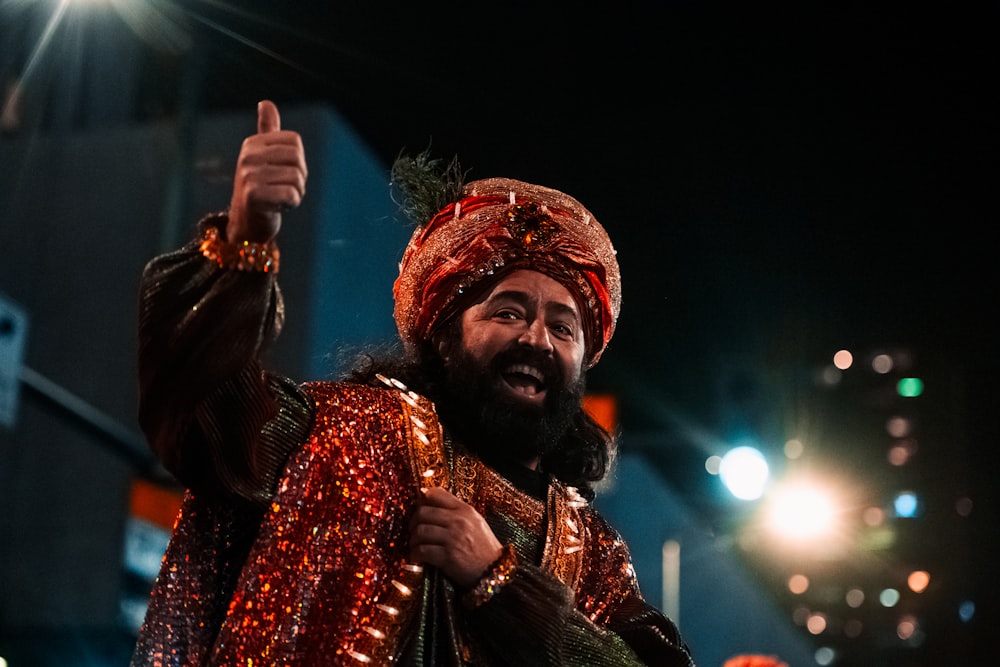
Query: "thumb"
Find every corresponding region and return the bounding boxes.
[257,99,280,134]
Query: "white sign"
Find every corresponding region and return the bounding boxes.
[0,294,28,428]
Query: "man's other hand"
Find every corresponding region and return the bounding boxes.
[409,486,504,588]
[227,100,308,244]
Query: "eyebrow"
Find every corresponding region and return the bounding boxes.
[485,290,580,322]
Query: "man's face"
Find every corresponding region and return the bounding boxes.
[453,269,586,406]
[433,269,587,466]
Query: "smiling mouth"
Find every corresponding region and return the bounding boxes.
[501,364,547,398]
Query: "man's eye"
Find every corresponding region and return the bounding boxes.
[494,310,521,320]
[551,323,574,337]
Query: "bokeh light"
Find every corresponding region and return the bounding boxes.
[788,574,809,594]
[897,377,924,397]
[887,445,910,466]
[897,614,919,640]
[845,588,865,608]
[807,612,828,635]
[862,507,885,526]
[908,570,930,593]
[872,353,894,374]
[784,438,804,459]
[705,455,722,475]
[833,349,853,370]
[880,588,901,607]
[894,492,919,518]
[765,482,838,541]
[955,496,974,517]
[815,647,836,666]
[886,416,911,438]
[819,365,842,386]
[887,437,917,466]
[719,446,769,500]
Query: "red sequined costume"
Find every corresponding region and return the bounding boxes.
[131,217,695,666]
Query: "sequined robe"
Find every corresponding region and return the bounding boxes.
[132,221,694,666]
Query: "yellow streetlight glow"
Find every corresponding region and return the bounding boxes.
[765,483,838,542]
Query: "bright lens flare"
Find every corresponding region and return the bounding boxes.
[719,446,769,500]
[765,484,838,541]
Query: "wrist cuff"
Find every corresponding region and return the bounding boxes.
[462,543,519,609]
[199,220,279,273]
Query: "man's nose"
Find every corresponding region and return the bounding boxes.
[518,318,553,353]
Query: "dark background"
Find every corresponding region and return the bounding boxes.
[152,1,995,435]
[2,1,996,665]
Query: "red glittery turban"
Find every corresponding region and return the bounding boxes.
[393,177,621,367]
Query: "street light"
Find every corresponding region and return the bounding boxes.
[763,482,840,543]
[719,446,770,501]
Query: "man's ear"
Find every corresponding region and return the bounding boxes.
[433,330,452,363]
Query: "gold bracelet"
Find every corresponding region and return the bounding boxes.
[462,543,519,608]
[199,223,280,273]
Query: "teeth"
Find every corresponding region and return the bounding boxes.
[506,364,544,382]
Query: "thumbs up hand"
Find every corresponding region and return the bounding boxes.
[226,100,308,244]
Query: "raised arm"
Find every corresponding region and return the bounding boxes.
[137,101,312,505]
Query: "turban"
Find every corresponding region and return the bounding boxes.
[393,177,621,367]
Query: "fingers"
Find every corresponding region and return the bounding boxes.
[233,130,307,209]
[409,521,455,545]
[408,489,504,586]
[409,490,475,545]
[410,489,464,532]
[236,143,307,186]
[236,177,304,214]
[410,503,461,532]
[257,99,280,134]
[241,140,305,164]
[227,101,305,244]
[417,486,463,509]
[238,138,308,179]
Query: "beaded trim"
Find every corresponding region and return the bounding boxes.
[199,224,279,273]
[541,483,587,591]
[462,542,519,609]
[342,375,448,664]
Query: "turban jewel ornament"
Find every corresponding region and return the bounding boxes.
[391,152,621,368]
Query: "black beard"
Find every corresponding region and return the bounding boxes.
[435,344,584,467]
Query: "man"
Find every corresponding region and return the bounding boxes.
[132,100,694,666]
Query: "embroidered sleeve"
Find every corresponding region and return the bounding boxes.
[462,505,695,666]
[464,560,694,666]
[138,213,312,505]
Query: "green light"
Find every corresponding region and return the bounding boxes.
[897,377,924,397]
